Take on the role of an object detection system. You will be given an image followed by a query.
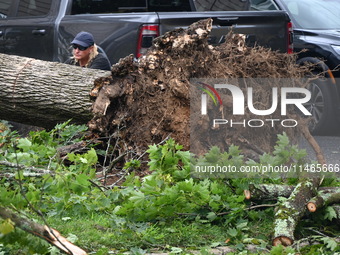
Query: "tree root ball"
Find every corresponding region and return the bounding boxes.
[89,18,312,156]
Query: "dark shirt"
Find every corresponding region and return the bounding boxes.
[65,53,111,71]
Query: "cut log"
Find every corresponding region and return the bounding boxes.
[272,178,321,246]
[0,206,87,254]
[244,184,295,200]
[0,53,110,129]
[272,125,326,247]
[307,188,340,212]
[244,184,338,201]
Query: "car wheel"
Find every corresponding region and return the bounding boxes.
[303,78,336,135]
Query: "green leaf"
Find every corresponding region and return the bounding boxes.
[130,247,146,255]
[85,148,98,165]
[67,152,76,162]
[76,174,90,186]
[0,219,15,235]
[17,138,32,151]
[324,206,337,221]
[236,221,248,230]
[124,159,141,170]
[206,212,217,221]
[210,242,221,248]
[66,233,79,243]
[130,191,145,207]
[321,237,338,251]
[79,157,88,164]
[14,171,24,180]
[227,228,238,237]
[228,145,241,156]
[170,247,183,254]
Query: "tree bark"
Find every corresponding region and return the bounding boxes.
[244,184,295,200]
[307,188,340,212]
[0,160,55,178]
[244,184,338,201]
[272,126,326,246]
[0,206,87,254]
[0,53,110,129]
[272,178,321,246]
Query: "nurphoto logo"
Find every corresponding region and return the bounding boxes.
[189,78,317,179]
[199,82,311,128]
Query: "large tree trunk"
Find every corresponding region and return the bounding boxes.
[0,53,110,129]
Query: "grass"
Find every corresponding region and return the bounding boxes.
[1,201,338,254]
[41,207,284,254]
[4,206,338,254]
[48,213,236,253]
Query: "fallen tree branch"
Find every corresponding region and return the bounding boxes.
[272,177,321,246]
[292,235,340,252]
[244,184,295,200]
[307,188,340,212]
[177,204,279,218]
[245,203,278,210]
[0,206,87,255]
[244,183,340,244]
[0,172,53,178]
[300,125,326,166]
[271,125,326,247]
[0,160,55,176]
[244,184,338,201]
[56,141,88,157]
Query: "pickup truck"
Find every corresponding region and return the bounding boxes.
[0,0,292,65]
[250,0,340,134]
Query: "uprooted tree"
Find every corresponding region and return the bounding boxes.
[0,18,339,249]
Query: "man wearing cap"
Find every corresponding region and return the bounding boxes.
[65,31,111,71]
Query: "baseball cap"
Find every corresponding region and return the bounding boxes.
[71,32,95,47]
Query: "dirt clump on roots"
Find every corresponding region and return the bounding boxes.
[88,18,310,158]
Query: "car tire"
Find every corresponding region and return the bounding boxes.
[304,77,337,135]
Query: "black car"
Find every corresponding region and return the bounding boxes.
[250,0,340,134]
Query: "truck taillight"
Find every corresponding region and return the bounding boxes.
[136,25,159,58]
[287,22,293,54]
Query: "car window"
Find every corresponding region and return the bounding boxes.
[285,2,298,15]
[281,0,340,29]
[148,0,192,11]
[194,0,250,11]
[71,0,192,14]
[250,0,278,10]
[17,0,52,17]
[0,0,11,18]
